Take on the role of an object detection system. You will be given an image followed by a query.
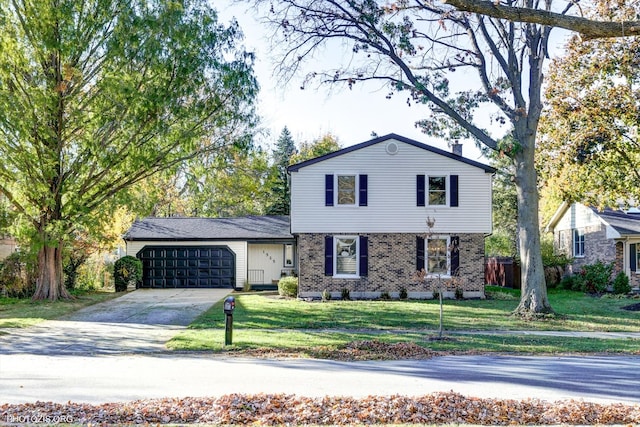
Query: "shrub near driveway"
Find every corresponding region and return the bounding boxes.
[168,289,640,355]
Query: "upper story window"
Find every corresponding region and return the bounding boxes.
[325,174,368,207]
[573,229,585,257]
[337,175,356,205]
[428,176,447,206]
[417,175,458,207]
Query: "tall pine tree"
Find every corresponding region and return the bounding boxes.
[266,127,296,215]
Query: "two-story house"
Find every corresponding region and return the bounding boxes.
[123,134,494,297]
[288,134,495,299]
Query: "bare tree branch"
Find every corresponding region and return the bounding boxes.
[443,0,640,39]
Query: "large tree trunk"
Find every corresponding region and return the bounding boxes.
[32,240,71,301]
[512,137,553,316]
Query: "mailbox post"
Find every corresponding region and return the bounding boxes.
[223,296,235,346]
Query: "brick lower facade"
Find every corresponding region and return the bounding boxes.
[297,233,485,299]
[556,224,640,289]
[556,223,617,273]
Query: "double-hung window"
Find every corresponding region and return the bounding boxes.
[428,176,447,206]
[337,175,356,205]
[335,236,358,276]
[325,174,368,206]
[427,236,450,275]
[324,235,368,278]
[417,175,458,207]
[417,235,459,277]
[573,229,585,257]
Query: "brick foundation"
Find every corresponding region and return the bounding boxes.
[297,233,485,299]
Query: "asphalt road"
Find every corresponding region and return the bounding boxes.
[1,353,639,405]
[0,289,638,406]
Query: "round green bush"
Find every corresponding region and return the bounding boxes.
[113,256,142,292]
[613,271,631,295]
[278,276,298,298]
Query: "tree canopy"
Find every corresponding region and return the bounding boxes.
[538,32,640,208]
[254,0,552,316]
[0,0,258,300]
[266,126,297,215]
[290,133,342,165]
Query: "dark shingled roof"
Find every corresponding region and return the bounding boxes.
[596,208,640,236]
[123,216,292,241]
[287,133,495,173]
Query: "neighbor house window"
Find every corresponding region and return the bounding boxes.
[337,175,356,205]
[428,176,447,205]
[284,243,294,267]
[335,236,358,276]
[427,237,450,275]
[573,229,585,257]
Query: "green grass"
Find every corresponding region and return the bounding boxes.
[188,288,640,332]
[0,290,121,329]
[168,288,640,354]
[167,328,640,354]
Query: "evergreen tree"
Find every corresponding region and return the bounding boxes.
[266,127,297,215]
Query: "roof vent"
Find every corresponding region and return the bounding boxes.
[386,141,399,155]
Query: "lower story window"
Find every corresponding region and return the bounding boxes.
[427,237,450,275]
[284,243,294,267]
[335,236,358,276]
[573,229,585,257]
[325,235,368,278]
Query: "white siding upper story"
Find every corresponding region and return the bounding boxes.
[289,136,494,234]
[126,240,247,289]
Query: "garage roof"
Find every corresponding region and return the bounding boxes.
[123,215,293,241]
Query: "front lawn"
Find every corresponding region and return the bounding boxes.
[187,288,640,332]
[0,291,121,329]
[167,288,640,355]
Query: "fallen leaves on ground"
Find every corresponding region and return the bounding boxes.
[226,340,447,361]
[2,392,638,425]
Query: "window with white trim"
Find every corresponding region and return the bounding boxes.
[334,236,359,276]
[428,176,447,206]
[337,175,356,205]
[284,243,294,267]
[573,229,585,257]
[427,236,450,275]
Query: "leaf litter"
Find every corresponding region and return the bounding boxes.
[2,392,638,425]
[2,341,638,425]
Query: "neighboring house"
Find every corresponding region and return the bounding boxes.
[546,202,640,290]
[288,133,495,299]
[123,216,295,290]
[0,236,17,261]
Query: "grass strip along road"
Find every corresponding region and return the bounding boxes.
[168,287,640,357]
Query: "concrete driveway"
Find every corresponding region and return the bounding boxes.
[0,288,230,355]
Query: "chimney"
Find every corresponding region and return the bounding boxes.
[451,142,462,156]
